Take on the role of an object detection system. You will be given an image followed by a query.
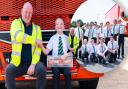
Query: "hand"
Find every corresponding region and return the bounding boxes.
[69,48,74,52]
[36,39,43,48]
[27,64,35,75]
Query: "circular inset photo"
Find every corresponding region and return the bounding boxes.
[70,0,128,73]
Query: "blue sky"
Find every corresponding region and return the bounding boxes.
[71,0,116,23]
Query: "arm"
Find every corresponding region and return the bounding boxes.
[10,19,36,45]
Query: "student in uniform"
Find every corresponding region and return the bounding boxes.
[68,28,79,57]
[80,39,89,64]
[74,20,83,48]
[117,19,125,59]
[88,39,98,63]
[104,21,111,45]
[37,18,72,89]
[84,24,91,41]
[111,19,118,40]
[107,36,119,63]
[97,37,108,65]
[90,23,97,43]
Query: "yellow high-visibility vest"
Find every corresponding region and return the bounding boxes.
[10,18,42,67]
[68,35,79,54]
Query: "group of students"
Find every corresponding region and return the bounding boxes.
[69,19,125,65]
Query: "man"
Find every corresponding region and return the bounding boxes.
[74,20,83,47]
[68,28,79,57]
[103,21,111,45]
[38,18,71,89]
[117,19,125,59]
[5,2,46,89]
[111,19,118,40]
[107,36,119,63]
[97,37,108,65]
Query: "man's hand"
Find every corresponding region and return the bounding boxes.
[69,48,74,52]
[27,64,36,75]
[36,39,43,48]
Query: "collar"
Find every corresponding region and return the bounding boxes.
[56,33,64,38]
[21,17,32,27]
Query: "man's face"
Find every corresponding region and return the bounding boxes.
[55,18,65,34]
[113,20,117,25]
[21,6,33,24]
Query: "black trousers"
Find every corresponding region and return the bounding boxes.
[81,52,89,62]
[5,62,46,89]
[52,67,71,89]
[105,37,110,45]
[118,34,124,57]
[90,53,98,63]
[111,34,117,41]
[107,51,117,63]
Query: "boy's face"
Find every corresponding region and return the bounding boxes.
[84,39,87,44]
[110,37,114,42]
[55,18,65,34]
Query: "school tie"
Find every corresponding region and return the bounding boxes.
[88,29,90,37]
[84,45,87,54]
[78,27,80,39]
[113,25,115,34]
[119,25,121,34]
[112,42,114,50]
[93,45,96,54]
[101,45,104,53]
[58,36,64,55]
[92,29,94,38]
[107,27,109,37]
[101,28,103,33]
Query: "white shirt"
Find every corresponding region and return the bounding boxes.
[107,41,118,50]
[97,43,108,55]
[74,27,83,39]
[88,44,97,54]
[90,28,97,38]
[84,28,91,37]
[97,27,105,38]
[118,24,125,34]
[47,33,69,57]
[80,44,89,54]
[103,26,111,38]
[111,25,118,34]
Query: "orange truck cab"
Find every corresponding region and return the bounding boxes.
[0,0,103,89]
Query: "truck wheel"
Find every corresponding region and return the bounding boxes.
[0,83,6,89]
[78,78,99,89]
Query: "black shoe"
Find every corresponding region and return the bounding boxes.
[103,60,107,65]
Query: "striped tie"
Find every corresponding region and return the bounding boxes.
[58,36,64,55]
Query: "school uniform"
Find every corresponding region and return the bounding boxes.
[111,25,118,40]
[103,26,111,45]
[84,28,91,41]
[90,27,97,43]
[80,44,89,63]
[107,40,119,63]
[97,43,108,63]
[74,27,83,47]
[97,27,104,38]
[117,24,125,58]
[88,44,98,63]
[47,33,71,89]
